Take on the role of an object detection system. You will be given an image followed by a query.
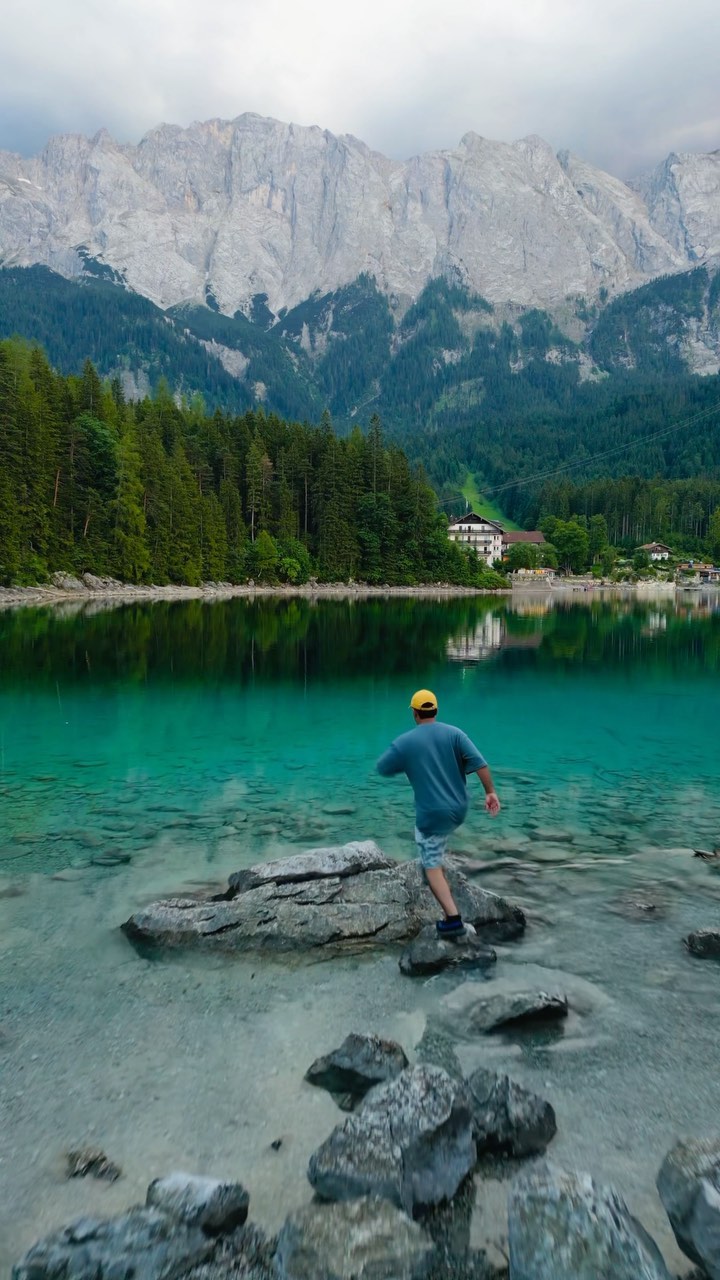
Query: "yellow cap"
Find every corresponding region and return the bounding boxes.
[410,688,438,712]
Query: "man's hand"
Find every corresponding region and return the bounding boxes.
[477,766,501,817]
[485,791,501,817]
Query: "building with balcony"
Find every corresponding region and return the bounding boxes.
[638,542,672,561]
[447,513,504,566]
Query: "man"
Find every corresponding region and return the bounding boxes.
[376,689,501,935]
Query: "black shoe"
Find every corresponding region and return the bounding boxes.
[436,917,466,937]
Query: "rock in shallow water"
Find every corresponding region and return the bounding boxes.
[66,1147,121,1182]
[508,1163,673,1280]
[686,928,720,957]
[91,851,132,867]
[467,1068,556,1158]
[399,926,497,976]
[442,986,568,1035]
[307,1065,476,1215]
[305,1032,409,1110]
[13,1173,252,1280]
[122,845,525,955]
[657,1136,720,1275]
[11,1207,216,1280]
[275,1197,434,1280]
[437,964,608,1041]
[146,1172,250,1235]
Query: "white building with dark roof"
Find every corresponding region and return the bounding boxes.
[639,542,672,561]
[447,513,504,566]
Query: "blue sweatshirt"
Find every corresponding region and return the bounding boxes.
[376,720,487,835]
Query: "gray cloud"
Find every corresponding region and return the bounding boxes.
[0,0,718,178]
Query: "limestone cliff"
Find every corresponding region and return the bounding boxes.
[1,113,712,317]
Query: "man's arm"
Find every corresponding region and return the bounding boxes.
[456,729,501,816]
[477,765,501,816]
[376,743,403,777]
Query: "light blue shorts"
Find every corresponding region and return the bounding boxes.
[414,827,449,870]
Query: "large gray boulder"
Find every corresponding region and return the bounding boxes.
[11,1208,216,1280]
[122,845,525,954]
[307,1065,476,1215]
[507,1163,673,1280]
[467,1067,556,1158]
[305,1032,409,1110]
[275,1197,434,1280]
[657,1136,720,1274]
[12,1172,251,1280]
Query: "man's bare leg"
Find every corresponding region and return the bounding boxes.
[425,867,460,919]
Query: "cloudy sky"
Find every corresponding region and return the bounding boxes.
[1,0,718,178]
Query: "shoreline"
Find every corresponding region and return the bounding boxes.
[0,581,510,609]
[0,578,711,610]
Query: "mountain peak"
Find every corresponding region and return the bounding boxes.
[0,113,714,315]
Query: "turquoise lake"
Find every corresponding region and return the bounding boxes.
[2,591,720,1275]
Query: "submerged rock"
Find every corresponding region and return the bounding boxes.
[467,1068,556,1158]
[438,964,607,1041]
[441,986,568,1035]
[305,1032,409,1110]
[608,886,669,922]
[686,928,720,957]
[508,1163,673,1279]
[414,1026,464,1083]
[307,1065,476,1215]
[399,926,497,976]
[65,1147,121,1182]
[527,827,576,844]
[275,1197,433,1280]
[122,844,525,955]
[91,851,132,868]
[657,1136,720,1275]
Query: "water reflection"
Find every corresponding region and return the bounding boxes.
[444,593,720,672]
[0,592,719,686]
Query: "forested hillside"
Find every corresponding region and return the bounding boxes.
[0,338,505,588]
[1,263,720,558]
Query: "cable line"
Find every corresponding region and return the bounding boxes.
[452,396,720,506]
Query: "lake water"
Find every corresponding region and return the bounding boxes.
[1,592,720,1275]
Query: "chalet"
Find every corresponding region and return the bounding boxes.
[677,562,720,583]
[638,542,672,561]
[447,513,504,567]
[502,530,546,548]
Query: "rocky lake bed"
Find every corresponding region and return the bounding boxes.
[5,836,720,1278]
[2,595,720,1276]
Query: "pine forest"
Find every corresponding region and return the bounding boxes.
[0,339,506,589]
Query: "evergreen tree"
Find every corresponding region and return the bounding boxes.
[112,418,150,581]
[201,491,228,580]
[219,478,248,583]
[708,506,720,562]
[589,514,609,562]
[166,444,201,585]
[252,529,279,582]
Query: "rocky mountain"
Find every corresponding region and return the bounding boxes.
[1,113,719,317]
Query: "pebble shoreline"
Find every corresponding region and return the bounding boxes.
[0,580,510,609]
